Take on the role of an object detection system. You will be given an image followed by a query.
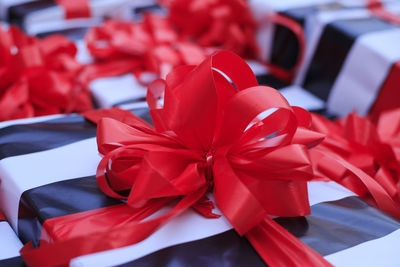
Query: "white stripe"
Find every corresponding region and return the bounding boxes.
[118,101,149,111]
[327,29,400,116]
[0,114,66,130]
[325,228,400,267]
[90,74,147,108]
[249,0,335,16]
[0,138,100,232]
[294,8,373,85]
[0,221,23,260]
[23,0,131,35]
[75,39,93,64]
[246,60,269,77]
[308,181,356,206]
[70,181,355,267]
[280,85,326,110]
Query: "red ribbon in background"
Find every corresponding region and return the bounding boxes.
[0,24,92,121]
[21,51,331,267]
[366,0,400,26]
[55,0,91,19]
[83,13,210,85]
[165,0,258,58]
[310,110,400,219]
[83,0,306,84]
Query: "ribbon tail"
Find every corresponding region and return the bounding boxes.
[20,187,206,267]
[246,216,333,267]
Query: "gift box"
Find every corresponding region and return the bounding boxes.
[68,181,400,267]
[1,110,400,267]
[0,107,152,246]
[1,0,134,36]
[0,212,24,265]
[1,51,400,267]
[292,2,400,120]
[249,0,397,76]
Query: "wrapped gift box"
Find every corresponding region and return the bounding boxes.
[1,0,137,36]
[249,0,397,75]
[249,0,400,120]
[0,212,24,266]
[69,181,400,267]
[0,108,400,266]
[289,2,400,120]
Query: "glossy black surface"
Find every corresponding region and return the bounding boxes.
[8,0,56,27]
[0,256,26,267]
[18,176,123,245]
[101,197,400,266]
[0,115,97,160]
[302,17,395,100]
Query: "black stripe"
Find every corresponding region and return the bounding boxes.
[116,230,266,267]
[0,256,26,267]
[0,115,97,160]
[0,108,152,160]
[268,8,311,71]
[36,27,89,41]
[118,196,400,266]
[281,197,400,255]
[112,97,147,108]
[302,17,396,101]
[18,176,123,245]
[257,74,288,89]
[8,0,56,27]
[266,3,344,74]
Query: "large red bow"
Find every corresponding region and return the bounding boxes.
[21,51,330,267]
[311,111,400,218]
[0,24,92,121]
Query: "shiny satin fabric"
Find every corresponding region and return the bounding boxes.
[0,24,92,121]
[83,13,209,85]
[164,0,258,59]
[116,196,400,267]
[20,51,330,267]
[310,110,400,219]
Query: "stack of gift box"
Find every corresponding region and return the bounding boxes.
[1,0,400,266]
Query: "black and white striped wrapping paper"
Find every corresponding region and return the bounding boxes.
[0,0,156,37]
[295,2,400,117]
[249,0,400,118]
[0,214,24,266]
[0,109,400,266]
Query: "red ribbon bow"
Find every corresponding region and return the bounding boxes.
[0,24,92,121]
[21,51,330,267]
[83,13,209,84]
[310,111,400,218]
[165,0,258,59]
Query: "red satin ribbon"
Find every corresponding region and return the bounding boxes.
[0,24,92,121]
[21,51,331,267]
[55,0,91,19]
[369,61,400,122]
[83,14,210,84]
[166,0,258,59]
[366,0,400,26]
[310,112,400,218]
[164,0,305,83]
